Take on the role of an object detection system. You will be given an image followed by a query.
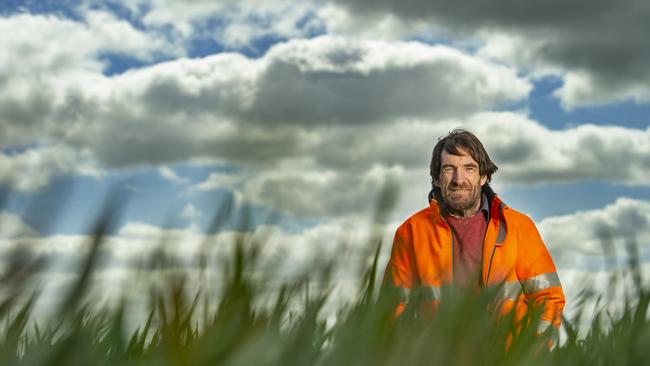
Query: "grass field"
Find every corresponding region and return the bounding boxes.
[1,198,649,365]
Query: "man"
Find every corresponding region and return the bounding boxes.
[383,128,565,338]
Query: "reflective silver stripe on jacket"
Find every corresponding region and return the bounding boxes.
[537,320,559,346]
[537,319,553,333]
[420,285,442,301]
[521,272,562,294]
[396,287,411,303]
[500,281,522,301]
[392,272,560,304]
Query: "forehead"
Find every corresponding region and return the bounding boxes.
[440,148,478,166]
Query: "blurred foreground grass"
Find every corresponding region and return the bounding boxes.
[1,192,649,365]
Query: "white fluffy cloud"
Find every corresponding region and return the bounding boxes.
[468,113,650,185]
[0,217,380,280]
[3,7,649,216]
[180,204,202,222]
[538,198,650,334]
[83,10,179,60]
[189,114,650,218]
[159,166,191,185]
[117,0,321,48]
[2,29,530,176]
[0,212,38,239]
[325,0,650,108]
[539,198,650,268]
[110,0,650,109]
[0,145,101,192]
[0,12,180,149]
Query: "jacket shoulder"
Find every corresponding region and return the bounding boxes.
[394,205,436,237]
[398,206,435,229]
[502,205,536,226]
[500,204,542,239]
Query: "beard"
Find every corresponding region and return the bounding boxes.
[441,182,482,214]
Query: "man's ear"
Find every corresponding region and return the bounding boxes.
[480,175,487,186]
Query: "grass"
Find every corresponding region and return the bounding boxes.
[1,192,649,365]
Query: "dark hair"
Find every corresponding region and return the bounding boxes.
[429,128,498,186]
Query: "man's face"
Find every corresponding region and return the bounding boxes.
[434,148,488,216]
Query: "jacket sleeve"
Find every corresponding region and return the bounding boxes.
[515,215,565,336]
[382,225,417,317]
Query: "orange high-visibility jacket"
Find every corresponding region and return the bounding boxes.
[383,185,565,334]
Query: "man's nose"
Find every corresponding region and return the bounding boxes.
[452,169,466,183]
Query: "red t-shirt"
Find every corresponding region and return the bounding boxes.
[446,212,487,290]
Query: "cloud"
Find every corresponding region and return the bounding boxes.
[1,31,527,171]
[0,145,101,192]
[55,36,528,169]
[83,10,180,60]
[3,10,648,207]
[117,0,322,49]
[104,35,528,126]
[180,204,202,222]
[468,113,650,185]
[238,165,405,217]
[538,197,650,269]
[0,14,98,149]
[158,166,190,185]
[325,0,650,108]
[1,216,388,324]
[189,114,650,218]
[0,12,180,150]
[195,172,242,191]
[0,218,377,278]
[193,164,409,218]
[0,212,38,238]
[317,4,436,41]
[246,37,530,124]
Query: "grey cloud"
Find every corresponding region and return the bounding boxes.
[328,0,650,107]
[102,37,526,129]
[1,91,54,128]
[0,12,180,150]
[471,113,650,186]
[197,164,406,218]
[0,145,98,192]
[89,117,199,167]
[248,58,480,124]
[0,94,54,148]
[42,38,525,169]
[137,72,245,118]
[310,122,449,171]
[539,198,650,267]
[477,139,534,166]
[0,241,201,274]
[245,39,527,125]
[199,126,304,166]
[598,203,648,239]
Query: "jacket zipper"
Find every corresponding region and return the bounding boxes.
[450,229,455,282]
[441,217,456,283]
[485,208,502,285]
[440,216,454,282]
[485,242,497,285]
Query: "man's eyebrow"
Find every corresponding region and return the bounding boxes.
[463,162,479,167]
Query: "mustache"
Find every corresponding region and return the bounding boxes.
[448,183,472,190]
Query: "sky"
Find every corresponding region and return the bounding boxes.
[1,0,650,325]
